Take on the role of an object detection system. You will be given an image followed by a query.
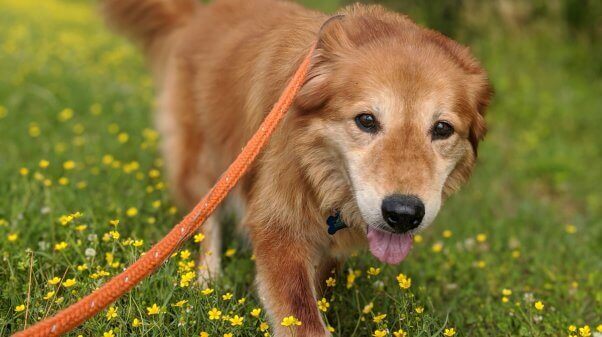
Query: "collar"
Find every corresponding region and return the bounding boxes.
[326,211,348,235]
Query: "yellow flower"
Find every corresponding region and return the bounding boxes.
[367,267,381,276]
[476,233,487,242]
[15,304,25,312]
[63,160,76,170]
[126,207,138,217]
[501,296,509,303]
[326,277,336,287]
[132,318,142,327]
[108,230,120,240]
[149,169,161,178]
[565,224,577,234]
[222,292,233,300]
[512,250,521,258]
[118,132,129,143]
[43,291,55,300]
[259,322,269,332]
[415,306,424,314]
[373,330,387,337]
[362,302,374,314]
[39,160,50,169]
[393,329,407,337]
[7,233,18,242]
[172,300,188,307]
[346,270,356,289]
[502,288,512,296]
[109,219,120,227]
[237,297,246,304]
[442,229,453,238]
[201,288,214,296]
[58,108,74,121]
[327,325,335,333]
[397,273,412,289]
[579,325,591,337]
[180,250,191,260]
[414,234,423,243]
[534,301,544,311]
[180,271,195,287]
[19,167,29,176]
[106,306,118,321]
[223,334,232,337]
[48,277,61,285]
[132,239,144,247]
[54,241,68,251]
[63,278,76,287]
[431,242,443,253]
[147,303,161,315]
[317,298,330,312]
[75,225,87,232]
[103,330,114,337]
[251,308,262,318]
[373,313,387,323]
[229,315,244,326]
[281,315,302,327]
[569,325,577,332]
[29,124,41,137]
[443,328,456,336]
[194,233,205,243]
[596,325,602,332]
[199,332,209,337]
[208,308,222,320]
[225,248,236,257]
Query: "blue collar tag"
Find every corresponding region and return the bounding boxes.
[326,211,347,235]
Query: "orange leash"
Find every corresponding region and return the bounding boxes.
[13,43,316,337]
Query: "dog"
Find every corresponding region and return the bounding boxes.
[103,0,491,335]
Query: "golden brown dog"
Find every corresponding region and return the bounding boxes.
[103,0,491,335]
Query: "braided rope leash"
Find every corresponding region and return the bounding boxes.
[13,42,316,337]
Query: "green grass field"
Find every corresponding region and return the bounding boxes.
[1,0,601,336]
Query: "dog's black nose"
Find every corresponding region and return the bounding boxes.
[381,194,425,233]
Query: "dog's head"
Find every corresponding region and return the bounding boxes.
[295,5,492,264]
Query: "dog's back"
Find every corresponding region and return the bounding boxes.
[103,0,326,205]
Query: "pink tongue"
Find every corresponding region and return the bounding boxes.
[367,227,413,265]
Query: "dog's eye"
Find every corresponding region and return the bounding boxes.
[432,121,454,140]
[355,113,379,133]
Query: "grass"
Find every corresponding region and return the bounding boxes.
[1,0,601,336]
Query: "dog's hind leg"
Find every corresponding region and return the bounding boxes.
[197,214,222,286]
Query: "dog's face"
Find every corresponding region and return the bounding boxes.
[297,7,491,263]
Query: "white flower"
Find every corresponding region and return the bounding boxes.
[85,248,96,257]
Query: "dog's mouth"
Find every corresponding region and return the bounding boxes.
[366,226,413,265]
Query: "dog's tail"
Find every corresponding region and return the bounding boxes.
[102,0,197,56]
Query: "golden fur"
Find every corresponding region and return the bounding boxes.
[103,0,491,335]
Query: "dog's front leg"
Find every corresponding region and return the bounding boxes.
[254,236,329,337]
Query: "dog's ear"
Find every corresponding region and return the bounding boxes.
[468,80,493,156]
[295,16,351,112]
